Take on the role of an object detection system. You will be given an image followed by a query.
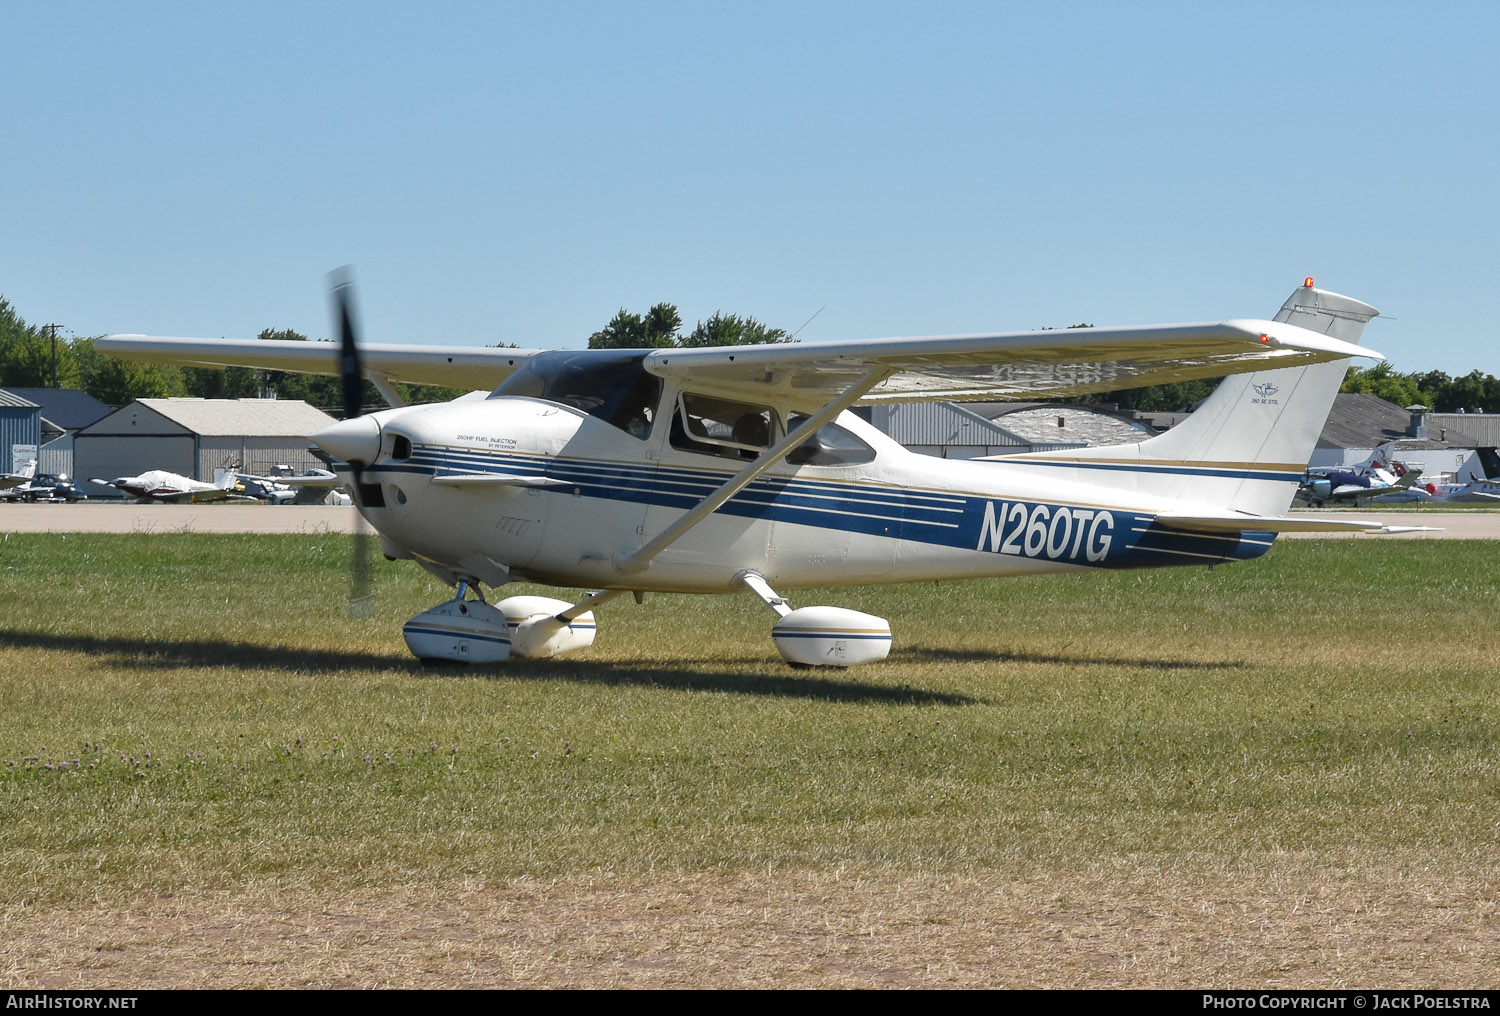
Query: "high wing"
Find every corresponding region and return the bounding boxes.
[236,468,343,488]
[96,336,545,391]
[98,317,1377,404]
[641,319,1379,406]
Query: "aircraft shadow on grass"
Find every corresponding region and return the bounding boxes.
[0,629,977,707]
[899,645,1248,671]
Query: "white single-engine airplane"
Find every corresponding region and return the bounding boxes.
[89,468,251,504]
[98,278,1423,667]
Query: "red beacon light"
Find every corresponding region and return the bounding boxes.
[1260,334,1270,343]
[1304,276,1315,288]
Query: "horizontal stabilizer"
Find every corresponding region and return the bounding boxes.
[1155,513,1441,535]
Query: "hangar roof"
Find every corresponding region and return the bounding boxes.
[1316,393,1482,451]
[136,398,335,436]
[0,390,41,410]
[1,387,110,430]
[1426,412,1500,447]
[81,398,335,438]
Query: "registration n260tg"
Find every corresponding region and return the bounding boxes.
[975,501,1115,562]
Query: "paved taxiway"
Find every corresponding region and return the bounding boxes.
[1,504,373,534]
[2,504,1498,538]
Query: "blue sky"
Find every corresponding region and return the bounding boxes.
[3,1,1495,374]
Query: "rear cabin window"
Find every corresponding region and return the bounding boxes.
[785,414,876,466]
[670,392,778,459]
[489,350,662,439]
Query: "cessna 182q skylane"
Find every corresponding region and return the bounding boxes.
[98,280,1422,667]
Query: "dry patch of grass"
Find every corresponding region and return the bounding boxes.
[5,857,1497,989]
[2,535,1497,987]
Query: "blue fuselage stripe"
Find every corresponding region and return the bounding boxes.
[384,448,1276,569]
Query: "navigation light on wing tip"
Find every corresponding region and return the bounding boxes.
[1304,276,1315,288]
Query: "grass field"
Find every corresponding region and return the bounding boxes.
[1,533,1497,988]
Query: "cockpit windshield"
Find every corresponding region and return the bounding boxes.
[489,350,663,439]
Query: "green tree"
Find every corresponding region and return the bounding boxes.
[680,312,790,348]
[1341,362,1423,408]
[1101,380,1218,413]
[588,304,791,349]
[588,304,683,348]
[73,337,186,405]
[0,298,83,389]
[1447,370,1495,414]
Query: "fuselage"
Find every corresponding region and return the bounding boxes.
[332,380,1280,595]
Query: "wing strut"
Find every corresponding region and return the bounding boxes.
[612,365,893,575]
[367,370,407,409]
[553,588,626,623]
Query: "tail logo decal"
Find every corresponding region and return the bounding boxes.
[1251,382,1281,404]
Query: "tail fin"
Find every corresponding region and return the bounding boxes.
[1021,282,1379,516]
[1475,447,1500,481]
[17,458,36,480]
[1358,440,1400,473]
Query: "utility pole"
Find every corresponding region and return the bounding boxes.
[44,324,63,388]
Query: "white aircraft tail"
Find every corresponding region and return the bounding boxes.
[1351,440,1417,481]
[17,458,37,480]
[1019,282,1379,516]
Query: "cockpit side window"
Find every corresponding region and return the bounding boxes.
[785,414,876,466]
[489,351,663,439]
[670,392,779,459]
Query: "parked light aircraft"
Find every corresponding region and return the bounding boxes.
[228,471,298,505]
[1412,479,1500,503]
[0,458,36,493]
[1372,447,1500,504]
[0,460,88,502]
[97,279,1425,667]
[1296,440,1423,506]
[1377,477,1500,504]
[0,459,34,492]
[222,465,339,505]
[89,468,255,504]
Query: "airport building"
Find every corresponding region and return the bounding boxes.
[1309,394,1489,482]
[860,401,1153,458]
[857,402,1090,458]
[74,398,336,497]
[0,390,42,474]
[0,387,113,477]
[867,392,1493,484]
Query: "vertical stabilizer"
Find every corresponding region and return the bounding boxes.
[1017,282,1379,516]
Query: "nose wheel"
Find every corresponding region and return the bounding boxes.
[402,577,512,664]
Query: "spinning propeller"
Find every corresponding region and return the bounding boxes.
[329,268,374,619]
